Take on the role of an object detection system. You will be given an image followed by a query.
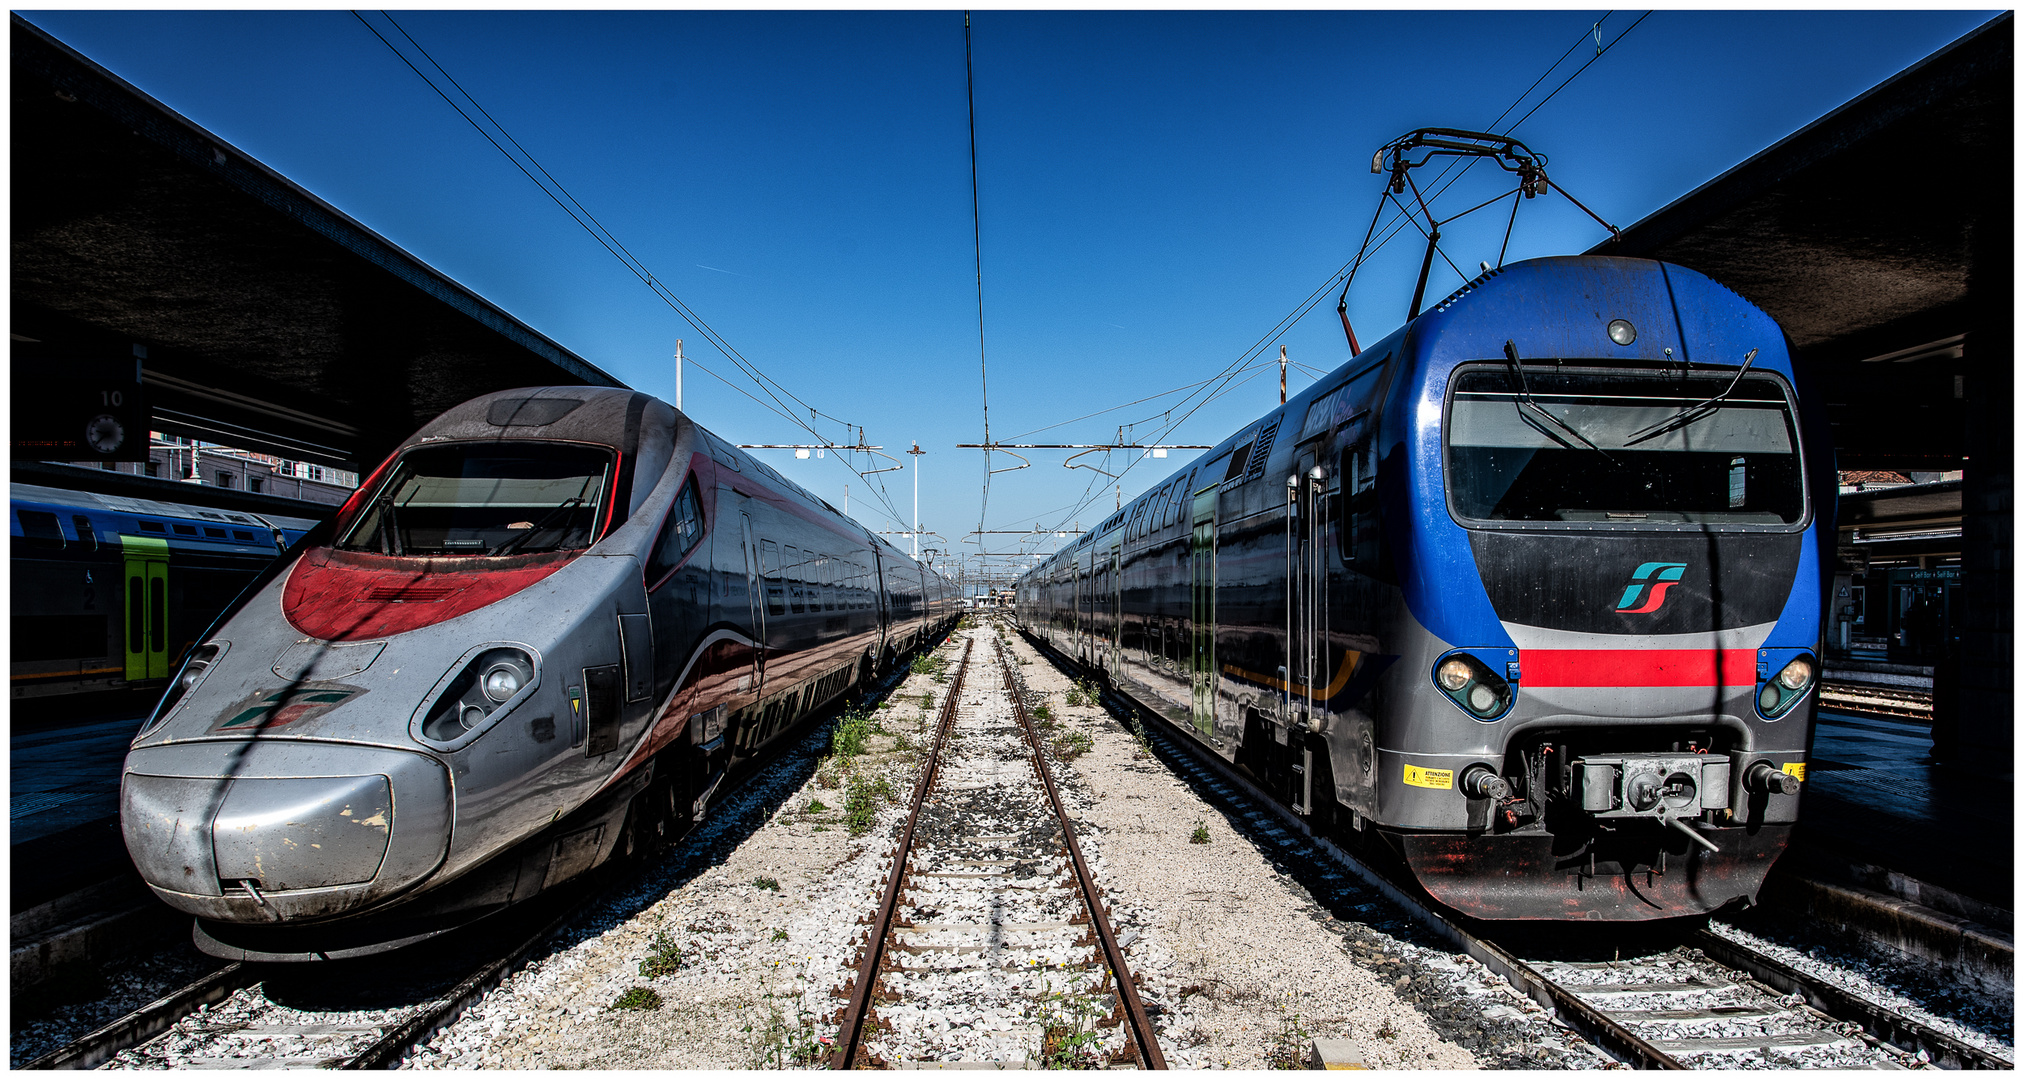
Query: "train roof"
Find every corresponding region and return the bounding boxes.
[11,481,321,534]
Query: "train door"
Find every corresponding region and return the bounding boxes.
[740,512,765,696]
[1189,486,1218,739]
[121,535,170,682]
[1108,537,1123,680]
[1070,556,1083,661]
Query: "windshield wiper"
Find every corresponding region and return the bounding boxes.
[1504,341,1615,463]
[1624,348,1759,447]
[488,496,587,556]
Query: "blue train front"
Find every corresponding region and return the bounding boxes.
[1016,255,1833,920]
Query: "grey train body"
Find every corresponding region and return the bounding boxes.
[121,387,957,959]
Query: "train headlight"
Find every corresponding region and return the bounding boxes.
[1777,657,1813,690]
[1756,652,1817,719]
[1437,659,1473,691]
[1431,652,1512,720]
[418,645,540,746]
[483,664,526,702]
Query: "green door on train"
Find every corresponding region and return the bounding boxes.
[1189,486,1217,738]
[120,535,170,682]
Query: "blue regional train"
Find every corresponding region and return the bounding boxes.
[1016,255,1831,920]
[11,482,318,701]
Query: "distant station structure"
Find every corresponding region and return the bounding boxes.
[1596,13,2011,764]
[10,13,625,502]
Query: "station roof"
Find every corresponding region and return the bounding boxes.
[1593,14,2010,470]
[10,15,626,470]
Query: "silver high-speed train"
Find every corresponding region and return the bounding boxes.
[121,387,956,959]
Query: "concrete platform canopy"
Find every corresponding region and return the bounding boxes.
[10,14,626,472]
[1595,14,2011,763]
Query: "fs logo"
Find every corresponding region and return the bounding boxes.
[1615,562,1687,614]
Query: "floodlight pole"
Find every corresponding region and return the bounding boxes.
[675,339,684,412]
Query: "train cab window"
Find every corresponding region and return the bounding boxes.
[1445,365,1803,526]
[335,443,615,556]
[785,546,805,612]
[17,510,64,550]
[761,539,785,616]
[646,477,706,588]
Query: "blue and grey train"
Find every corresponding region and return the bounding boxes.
[1015,255,1831,920]
[120,387,957,959]
[11,483,317,701]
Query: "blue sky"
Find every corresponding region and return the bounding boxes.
[23,9,1996,588]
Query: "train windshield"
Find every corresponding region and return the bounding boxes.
[1445,365,1803,526]
[336,444,614,556]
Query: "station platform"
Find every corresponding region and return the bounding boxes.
[12,712,145,914]
[1786,707,2011,925]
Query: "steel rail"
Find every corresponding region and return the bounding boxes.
[995,639,1167,1070]
[830,638,973,1070]
[30,642,949,1073]
[23,962,259,1070]
[1014,627,1678,1069]
[1690,928,2008,1071]
[1817,681,1933,720]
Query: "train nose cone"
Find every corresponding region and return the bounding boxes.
[212,775,393,891]
[123,774,395,897]
[122,741,450,923]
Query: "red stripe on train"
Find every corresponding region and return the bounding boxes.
[1523,649,1758,688]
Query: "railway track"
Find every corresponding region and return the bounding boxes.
[1818,680,1933,720]
[1017,628,2005,1071]
[830,632,1164,1069]
[21,649,942,1072]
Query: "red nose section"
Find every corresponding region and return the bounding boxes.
[282,547,568,642]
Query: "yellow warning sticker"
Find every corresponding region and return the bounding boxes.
[1404,764,1454,790]
[1782,762,1806,782]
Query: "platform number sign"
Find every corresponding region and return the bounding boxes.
[11,356,150,461]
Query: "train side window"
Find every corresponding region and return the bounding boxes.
[73,515,99,552]
[785,546,805,612]
[761,539,785,616]
[646,477,706,588]
[820,555,836,611]
[17,510,64,550]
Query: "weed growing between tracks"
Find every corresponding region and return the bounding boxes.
[745,980,827,1068]
[1032,976,1108,1069]
[638,929,685,979]
[1264,997,1314,1069]
[609,986,662,1011]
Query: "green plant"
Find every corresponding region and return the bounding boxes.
[1051,729,1093,760]
[745,989,827,1068]
[1065,678,1099,708]
[771,928,789,942]
[816,761,840,789]
[891,732,915,753]
[1189,820,1210,845]
[1033,703,1055,725]
[1128,714,1151,756]
[638,929,684,979]
[831,708,873,759]
[919,691,935,711]
[1265,1004,1312,1069]
[753,875,781,891]
[844,770,894,836]
[806,799,828,813]
[910,653,949,679]
[610,986,662,1011]
[1033,977,1106,1069]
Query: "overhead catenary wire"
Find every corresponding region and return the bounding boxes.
[1022,12,1651,541]
[964,12,995,545]
[354,12,918,535]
